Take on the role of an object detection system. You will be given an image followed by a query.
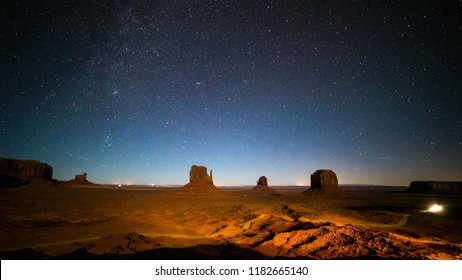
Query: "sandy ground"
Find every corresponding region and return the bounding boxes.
[1,178,461,259]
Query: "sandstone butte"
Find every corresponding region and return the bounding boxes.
[178,165,220,194]
[252,176,278,194]
[302,169,344,197]
[66,173,95,185]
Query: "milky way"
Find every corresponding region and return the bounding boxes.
[1,1,461,185]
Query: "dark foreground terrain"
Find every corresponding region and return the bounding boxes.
[1,179,461,259]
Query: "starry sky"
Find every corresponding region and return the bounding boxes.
[1,1,461,186]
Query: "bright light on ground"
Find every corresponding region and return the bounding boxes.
[427,204,443,213]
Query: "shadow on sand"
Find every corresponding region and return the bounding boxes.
[0,244,275,260]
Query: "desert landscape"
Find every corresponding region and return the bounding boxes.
[1,158,461,260]
[3,0,461,265]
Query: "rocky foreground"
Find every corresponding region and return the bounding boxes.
[2,212,460,260]
[209,214,462,260]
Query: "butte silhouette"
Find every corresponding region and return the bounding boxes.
[176,165,221,195]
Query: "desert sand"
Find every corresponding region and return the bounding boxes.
[1,177,461,260]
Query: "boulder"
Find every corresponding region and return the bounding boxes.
[302,169,344,196]
[0,157,53,179]
[252,176,278,194]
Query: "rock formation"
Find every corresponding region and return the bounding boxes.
[252,176,278,194]
[0,157,53,179]
[257,176,268,186]
[407,181,462,193]
[0,157,54,188]
[189,165,213,185]
[302,169,344,196]
[177,165,220,194]
[74,173,87,182]
[310,169,338,189]
[67,173,94,185]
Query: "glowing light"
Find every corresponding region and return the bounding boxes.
[118,184,122,187]
[427,204,443,213]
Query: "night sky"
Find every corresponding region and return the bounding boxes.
[1,1,461,186]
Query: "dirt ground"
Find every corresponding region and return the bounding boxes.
[1,178,461,259]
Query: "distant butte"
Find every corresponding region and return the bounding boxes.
[302,169,345,197]
[252,176,278,194]
[177,165,220,194]
[66,173,95,185]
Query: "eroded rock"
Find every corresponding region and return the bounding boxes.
[0,157,53,179]
[252,176,278,194]
[310,169,338,190]
[302,169,344,196]
[67,173,95,185]
[257,176,268,186]
[178,165,220,194]
[189,165,214,185]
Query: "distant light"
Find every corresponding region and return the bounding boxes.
[151,183,154,187]
[428,204,443,213]
[118,184,122,187]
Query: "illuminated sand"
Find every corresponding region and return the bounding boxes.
[1,179,461,259]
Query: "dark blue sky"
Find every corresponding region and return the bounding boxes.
[1,1,461,186]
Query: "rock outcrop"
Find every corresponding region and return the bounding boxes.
[407,181,462,193]
[0,157,54,188]
[252,176,278,194]
[74,173,87,182]
[177,165,220,194]
[257,176,268,186]
[310,169,338,190]
[67,173,94,185]
[302,169,344,196]
[189,165,214,185]
[0,157,53,179]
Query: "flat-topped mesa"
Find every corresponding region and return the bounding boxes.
[302,169,344,197]
[407,181,462,193]
[0,157,53,179]
[310,169,338,190]
[189,165,214,185]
